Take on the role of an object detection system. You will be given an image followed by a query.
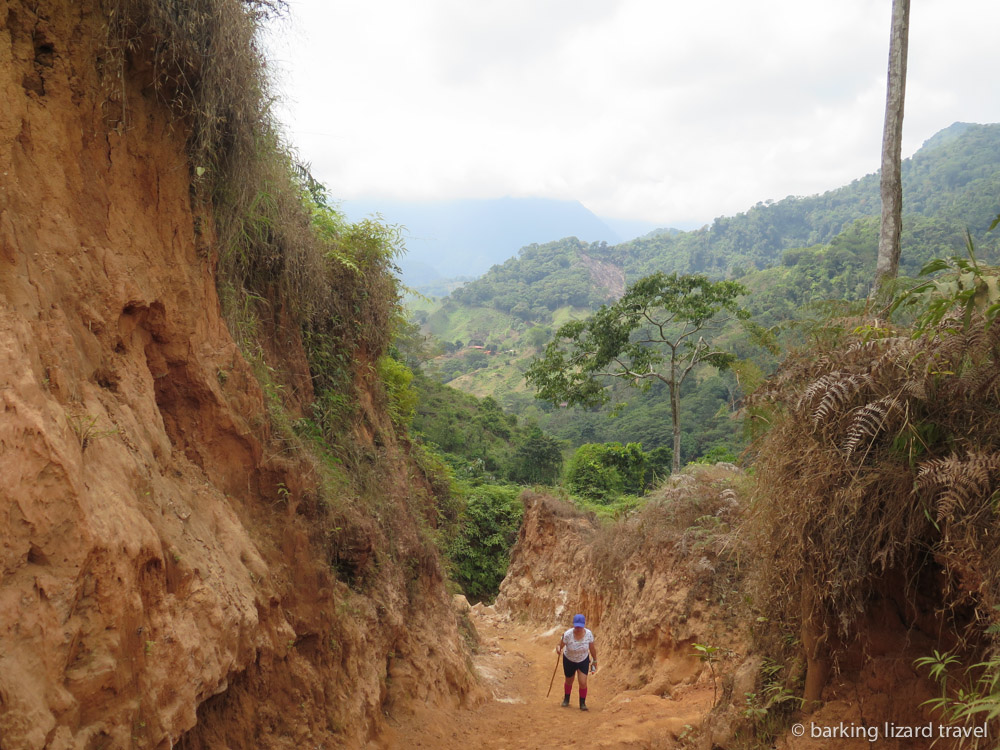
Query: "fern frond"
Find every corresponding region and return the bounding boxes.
[918,452,1000,522]
[931,319,979,368]
[797,372,874,430]
[900,378,927,400]
[842,396,900,459]
[951,366,1000,403]
[845,336,910,359]
[869,337,921,375]
[813,374,873,430]
[796,372,841,413]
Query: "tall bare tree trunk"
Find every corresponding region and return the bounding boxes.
[872,0,910,304]
[670,383,682,473]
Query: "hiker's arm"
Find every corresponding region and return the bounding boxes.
[555,635,564,655]
[589,642,598,663]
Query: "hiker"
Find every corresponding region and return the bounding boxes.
[555,613,597,710]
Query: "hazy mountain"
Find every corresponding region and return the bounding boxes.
[432,121,1000,325]
[349,122,999,292]
[340,196,627,286]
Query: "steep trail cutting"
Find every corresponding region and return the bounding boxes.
[373,472,947,750]
[374,475,752,749]
[1,3,478,746]
[374,607,716,750]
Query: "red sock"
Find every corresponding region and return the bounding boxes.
[580,687,588,700]
[564,679,573,696]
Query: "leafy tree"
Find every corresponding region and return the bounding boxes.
[509,429,564,485]
[465,350,488,370]
[564,443,625,502]
[599,442,647,494]
[448,485,524,602]
[564,442,650,502]
[526,272,751,472]
[525,325,550,348]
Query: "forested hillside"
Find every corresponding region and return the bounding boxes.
[411,122,1000,465]
[621,122,1000,278]
[449,121,1000,315]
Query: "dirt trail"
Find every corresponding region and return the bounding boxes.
[373,608,715,749]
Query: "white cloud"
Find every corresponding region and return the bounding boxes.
[265,0,1000,226]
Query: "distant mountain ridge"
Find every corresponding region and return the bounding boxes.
[447,121,1000,306]
[340,196,665,286]
[371,122,999,293]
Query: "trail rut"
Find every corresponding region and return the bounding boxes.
[374,608,716,749]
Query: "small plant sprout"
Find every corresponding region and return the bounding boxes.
[67,413,118,452]
[693,643,720,705]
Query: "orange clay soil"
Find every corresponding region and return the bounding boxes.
[373,608,715,750]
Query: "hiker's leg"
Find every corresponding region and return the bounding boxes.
[562,656,575,701]
[578,661,589,709]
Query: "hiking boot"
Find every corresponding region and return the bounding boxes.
[580,698,588,711]
[560,695,570,707]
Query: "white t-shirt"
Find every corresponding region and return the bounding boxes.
[562,628,594,663]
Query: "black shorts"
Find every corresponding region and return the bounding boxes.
[563,655,590,678]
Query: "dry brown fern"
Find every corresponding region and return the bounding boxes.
[747,312,1000,656]
[842,395,903,459]
[917,452,1000,522]
[805,373,873,431]
[952,366,1000,402]
[844,336,910,357]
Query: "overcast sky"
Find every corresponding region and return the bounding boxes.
[264,0,1000,228]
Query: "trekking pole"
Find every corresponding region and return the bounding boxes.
[546,650,561,697]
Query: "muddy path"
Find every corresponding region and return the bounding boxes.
[373,608,715,749]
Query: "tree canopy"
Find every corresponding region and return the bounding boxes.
[526,272,751,471]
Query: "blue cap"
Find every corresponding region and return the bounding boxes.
[573,614,586,627]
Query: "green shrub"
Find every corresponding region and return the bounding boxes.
[508,429,563,485]
[448,485,524,603]
[566,444,625,502]
[377,355,417,427]
[565,442,647,502]
[691,445,739,465]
